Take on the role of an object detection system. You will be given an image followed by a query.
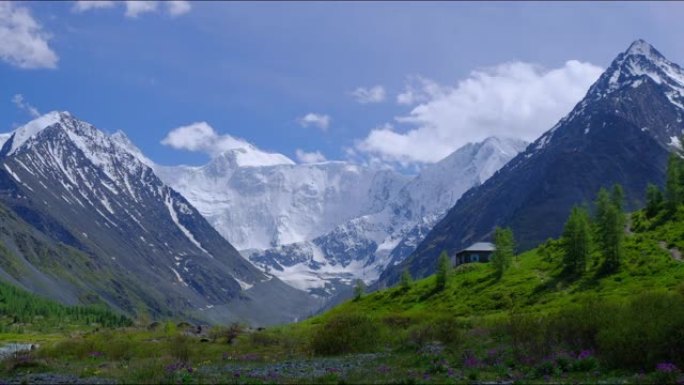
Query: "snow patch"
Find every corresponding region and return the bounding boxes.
[164,193,211,257]
[234,277,253,291]
[3,164,21,183]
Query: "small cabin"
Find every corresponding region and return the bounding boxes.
[454,242,495,266]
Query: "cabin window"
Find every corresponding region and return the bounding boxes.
[472,254,479,262]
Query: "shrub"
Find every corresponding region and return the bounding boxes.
[405,316,463,351]
[169,334,191,363]
[596,291,684,369]
[311,312,380,355]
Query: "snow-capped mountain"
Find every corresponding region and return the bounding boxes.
[155,157,410,252]
[0,112,319,325]
[157,136,526,295]
[376,39,684,287]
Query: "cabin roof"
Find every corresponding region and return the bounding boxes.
[457,242,495,254]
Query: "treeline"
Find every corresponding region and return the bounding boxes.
[560,150,684,276]
[645,152,684,217]
[0,280,131,329]
[560,184,625,276]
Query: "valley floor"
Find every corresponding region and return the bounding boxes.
[3,206,684,384]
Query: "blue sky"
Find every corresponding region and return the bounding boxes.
[2,1,684,168]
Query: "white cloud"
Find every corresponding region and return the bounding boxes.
[72,1,191,18]
[297,113,330,131]
[162,121,258,157]
[357,60,604,164]
[166,1,192,17]
[124,1,158,18]
[12,94,40,117]
[351,85,386,104]
[295,149,327,164]
[72,1,116,12]
[396,75,445,106]
[0,2,58,69]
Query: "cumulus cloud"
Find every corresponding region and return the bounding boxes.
[396,75,446,106]
[351,85,386,104]
[166,0,192,17]
[357,60,604,164]
[72,1,116,12]
[124,1,158,18]
[295,149,327,163]
[72,1,191,18]
[0,2,58,69]
[12,94,40,117]
[161,121,254,157]
[297,113,330,131]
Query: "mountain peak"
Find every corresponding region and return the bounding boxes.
[7,111,71,155]
[585,40,684,105]
[624,39,657,58]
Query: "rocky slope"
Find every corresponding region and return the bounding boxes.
[0,112,319,325]
[376,39,684,286]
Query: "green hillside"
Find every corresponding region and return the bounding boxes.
[0,279,131,336]
[4,158,684,383]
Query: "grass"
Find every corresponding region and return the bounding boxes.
[2,205,684,383]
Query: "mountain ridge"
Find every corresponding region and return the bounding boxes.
[375,39,684,286]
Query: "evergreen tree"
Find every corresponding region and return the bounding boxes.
[353,279,365,301]
[400,268,413,291]
[435,251,451,291]
[665,153,683,213]
[611,184,625,213]
[645,184,664,218]
[562,206,591,276]
[491,227,515,278]
[594,187,625,273]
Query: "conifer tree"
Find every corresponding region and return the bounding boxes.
[611,184,624,213]
[562,206,591,275]
[400,268,413,291]
[491,227,515,278]
[645,184,663,218]
[595,187,624,273]
[435,251,451,291]
[666,153,684,213]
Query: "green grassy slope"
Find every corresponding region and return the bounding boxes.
[309,208,684,325]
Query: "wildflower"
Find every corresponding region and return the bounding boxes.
[88,351,103,358]
[463,351,480,368]
[377,365,390,374]
[656,362,679,373]
[577,350,593,360]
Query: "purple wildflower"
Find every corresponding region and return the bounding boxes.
[657,362,679,373]
[88,351,103,358]
[463,351,480,368]
[377,365,391,374]
[577,349,593,360]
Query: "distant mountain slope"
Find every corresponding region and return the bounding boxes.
[156,135,525,296]
[155,159,410,252]
[376,39,683,286]
[0,112,319,325]
[246,137,526,296]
